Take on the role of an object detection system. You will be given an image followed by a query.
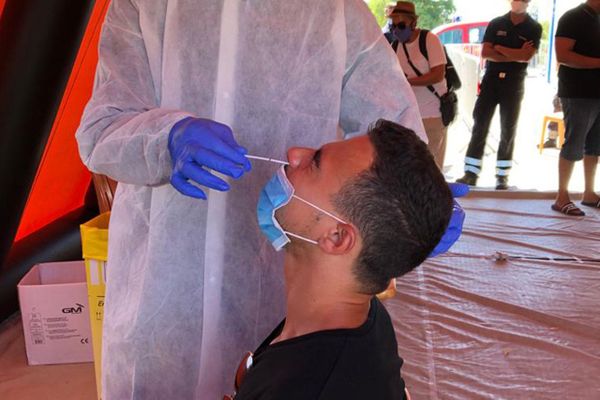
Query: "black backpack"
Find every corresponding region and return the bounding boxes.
[392,29,462,91]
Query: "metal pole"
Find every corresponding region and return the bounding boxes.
[546,0,558,84]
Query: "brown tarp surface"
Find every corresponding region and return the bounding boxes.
[1,194,599,399]
[388,193,600,399]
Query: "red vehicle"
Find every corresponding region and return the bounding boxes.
[433,21,490,96]
[432,21,489,45]
[433,21,489,61]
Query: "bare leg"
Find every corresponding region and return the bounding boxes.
[582,155,600,203]
[555,156,575,206]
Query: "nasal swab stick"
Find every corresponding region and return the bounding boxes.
[246,155,289,165]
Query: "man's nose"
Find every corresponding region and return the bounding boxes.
[287,147,314,169]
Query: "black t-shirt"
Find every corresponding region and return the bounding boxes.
[556,4,600,98]
[482,12,542,76]
[234,297,406,400]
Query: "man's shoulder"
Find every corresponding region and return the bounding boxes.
[319,299,405,399]
[236,335,346,399]
[526,15,543,30]
[556,5,587,36]
[559,4,586,25]
[240,299,403,399]
[523,15,543,39]
[340,298,398,358]
[422,29,442,45]
[489,13,510,27]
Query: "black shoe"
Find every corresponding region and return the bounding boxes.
[496,176,509,190]
[456,172,478,186]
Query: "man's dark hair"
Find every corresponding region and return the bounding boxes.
[333,119,453,294]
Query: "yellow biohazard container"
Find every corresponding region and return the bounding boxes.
[80,212,110,400]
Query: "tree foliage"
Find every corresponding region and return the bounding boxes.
[367,0,456,31]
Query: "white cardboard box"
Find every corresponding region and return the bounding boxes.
[18,260,94,365]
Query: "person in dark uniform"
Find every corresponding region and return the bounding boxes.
[224,121,454,400]
[551,0,600,216]
[456,0,542,190]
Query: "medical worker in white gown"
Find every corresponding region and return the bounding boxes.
[76,0,425,398]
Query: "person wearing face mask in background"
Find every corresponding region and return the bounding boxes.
[456,0,542,190]
[382,3,400,44]
[389,1,450,170]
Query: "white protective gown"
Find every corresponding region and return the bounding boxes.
[76,0,424,398]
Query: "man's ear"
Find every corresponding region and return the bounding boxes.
[318,223,357,255]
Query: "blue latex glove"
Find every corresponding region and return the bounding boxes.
[168,117,251,199]
[429,183,469,257]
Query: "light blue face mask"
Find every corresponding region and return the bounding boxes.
[257,165,347,251]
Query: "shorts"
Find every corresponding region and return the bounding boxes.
[559,97,600,161]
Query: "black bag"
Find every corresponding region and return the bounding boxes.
[393,30,462,91]
[437,91,458,127]
[396,32,459,126]
[442,50,462,92]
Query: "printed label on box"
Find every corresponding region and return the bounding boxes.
[26,304,91,344]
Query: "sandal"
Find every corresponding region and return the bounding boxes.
[551,202,586,216]
[581,199,600,209]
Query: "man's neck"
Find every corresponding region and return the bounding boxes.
[586,1,600,14]
[509,12,528,25]
[273,251,372,344]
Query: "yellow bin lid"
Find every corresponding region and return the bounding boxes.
[80,212,110,261]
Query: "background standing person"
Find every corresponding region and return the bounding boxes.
[456,0,541,190]
[551,0,600,216]
[391,1,449,170]
[382,2,399,44]
[75,1,425,399]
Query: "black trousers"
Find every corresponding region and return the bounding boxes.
[464,72,525,176]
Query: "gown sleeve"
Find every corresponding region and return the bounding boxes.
[75,0,193,185]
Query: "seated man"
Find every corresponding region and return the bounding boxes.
[227,120,454,400]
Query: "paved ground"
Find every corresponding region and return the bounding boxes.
[444,71,599,196]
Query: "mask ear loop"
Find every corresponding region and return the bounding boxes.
[283,231,318,245]
[283,195,348,246]
[248,156,347,245]
[291,195,347,224]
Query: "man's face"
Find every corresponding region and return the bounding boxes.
[508,0,530,14]
[509,0,531,7]
[276,135,374,241]
[391,13,415,29]
[390,14,403,26]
